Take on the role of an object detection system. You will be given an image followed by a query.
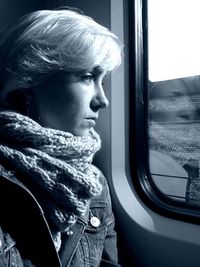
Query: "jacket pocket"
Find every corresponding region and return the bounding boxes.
[78,202,112,266]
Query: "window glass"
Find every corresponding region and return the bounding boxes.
[148,0,200,207]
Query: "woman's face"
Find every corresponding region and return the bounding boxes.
[31,67,108,136]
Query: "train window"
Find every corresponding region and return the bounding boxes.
[138,0,200,217]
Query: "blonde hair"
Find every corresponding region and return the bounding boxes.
[0,9,122,91]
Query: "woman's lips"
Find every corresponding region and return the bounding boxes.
[85,118,96,127]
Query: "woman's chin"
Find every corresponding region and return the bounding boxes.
[71,128,92,137]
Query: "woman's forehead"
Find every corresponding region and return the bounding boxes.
[89,66,107,74]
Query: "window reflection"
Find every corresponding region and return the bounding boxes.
[148,76,200,206]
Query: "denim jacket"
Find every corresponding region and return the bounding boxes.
[0,171,121,267]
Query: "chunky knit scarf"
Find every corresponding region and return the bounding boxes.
[0,111,102,249]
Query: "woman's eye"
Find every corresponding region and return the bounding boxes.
[81,74,95,83]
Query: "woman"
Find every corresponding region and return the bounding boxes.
[0,8,122,267]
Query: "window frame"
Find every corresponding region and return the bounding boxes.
[130,0,200,224]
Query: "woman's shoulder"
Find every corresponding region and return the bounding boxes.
[98,169,108,185]
[90,168,113,209]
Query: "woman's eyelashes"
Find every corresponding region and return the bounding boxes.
[81,73,95,83]
[81,72,105,86]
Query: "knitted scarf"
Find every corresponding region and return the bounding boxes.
[0,111,102,249]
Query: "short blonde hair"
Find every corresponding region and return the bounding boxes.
[0,9,122,91]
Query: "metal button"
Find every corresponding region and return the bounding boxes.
[90,216,100,227]
[66,230,73,236]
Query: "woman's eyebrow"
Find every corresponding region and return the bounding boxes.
[93,67,109,78]
[93,66,105,73]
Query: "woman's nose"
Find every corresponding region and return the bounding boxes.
[91,86,109,110]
